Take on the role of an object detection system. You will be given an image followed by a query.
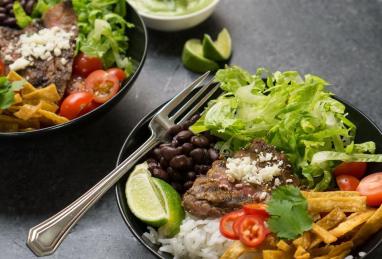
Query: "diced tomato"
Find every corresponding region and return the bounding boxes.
[243,203,269,219]
[107,68,127,81]
[73,52,103,77]
[59,92,94,120]
[334,162,367,179]
[236,215,267,248]
[357,172,382,206]
[0,59,5,75]
[336,175,360,191]
[85,70,120,103]
[219,210,245,240]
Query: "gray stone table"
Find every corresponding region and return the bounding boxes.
[1,0,381,258]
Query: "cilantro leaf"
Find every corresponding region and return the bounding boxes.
[0,77,25,109]
[266,185,312,240]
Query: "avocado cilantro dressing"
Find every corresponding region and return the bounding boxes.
[127,0,214,16]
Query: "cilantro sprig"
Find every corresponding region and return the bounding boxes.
[0,77,25,109]
[266,185,312,240]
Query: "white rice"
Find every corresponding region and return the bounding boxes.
[143,214,233,259]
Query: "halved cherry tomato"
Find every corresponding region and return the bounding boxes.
[107,68,126,81]
[0,59,5,75]
[219,210,245,240]
[73,52,103,77]
[357,172,382,206]
[336,175,360,191]
[236,215,267,248]
[59,92,94,119]
[84,70,120,103]
[243,203,269,219]
[67,77,87,95]
[334,162,367,179]
[78,101,100,116]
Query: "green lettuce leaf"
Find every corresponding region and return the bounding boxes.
[13,1,33,28]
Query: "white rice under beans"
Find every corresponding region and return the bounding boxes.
[143,214,233,259]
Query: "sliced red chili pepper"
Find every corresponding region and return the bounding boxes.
[236,215,267,248]
[219,209,245,240]
[243,203,269,219]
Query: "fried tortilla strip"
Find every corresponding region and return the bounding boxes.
[14,103,42,120]
[302,191,360,199]
[327,241,353,257]
[330,210,375,238]
[294,246,310,259]
[311,223,337,244]
[220,241,253,259]
[276,240,291,252]
[0,114,29,128]
[316,208,347,229]
[352,205,382,246]
[38,109,69,125]
[22,84,60,102]
[7,71,36,94]
[293,232,311,250]
[309,246,331,257]
[262,250,285,259]
[308,197,366,213]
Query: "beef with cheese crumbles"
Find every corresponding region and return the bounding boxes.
[182,139,299,218]
[0,1,77,97]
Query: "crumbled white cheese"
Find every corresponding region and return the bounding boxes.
[226,156,282,185]
[274,177,281,187]
[258,152,273,162]
[286,179,294,183]
[8,26,73,71]
[358,252,366,257]
[344,256,353,259]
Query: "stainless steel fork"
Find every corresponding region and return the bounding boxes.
[27,72,220,256]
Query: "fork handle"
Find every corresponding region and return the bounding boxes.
[27,135,158,257]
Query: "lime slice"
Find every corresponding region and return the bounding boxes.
[203,28,232,61]
[153,178,185,237]
[125,164,168,227]
[182,39,219,73]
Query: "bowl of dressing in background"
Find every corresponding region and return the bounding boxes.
[127,0,220,31]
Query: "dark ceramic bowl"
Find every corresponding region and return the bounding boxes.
[115,94,382,259]
[0,2,147,138]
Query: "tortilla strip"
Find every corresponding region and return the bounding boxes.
[316,208,347,229]
[308,197,366,213]
[311,223,337,244]
[352,205,382,246]
[330,210,375,238]
[302,191,360,199]
[262,250,285,259]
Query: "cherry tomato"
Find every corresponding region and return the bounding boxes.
[334,162,367,179]
[59,92,94,120]
[78,101,100,116]
[219,210,245,240]
[236,215,267,248]
[336,175,360,191]
[67,77,87,95]
[85,70,120,103]
[0,59,5,75]
[243,203,269,219]
[357,172,382,206]
[107,68,126,81]
[73,52,103,77]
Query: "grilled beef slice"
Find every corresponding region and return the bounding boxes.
[182,139,299,218]
[0,1,77,97]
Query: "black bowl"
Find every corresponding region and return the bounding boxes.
[115,95,382,259]
[0,2,148,138]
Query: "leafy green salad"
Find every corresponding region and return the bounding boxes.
[191,66,382,190]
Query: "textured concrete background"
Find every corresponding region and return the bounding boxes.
[0,0,381,258]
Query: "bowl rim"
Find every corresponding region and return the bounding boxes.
[115,94,382,259]
[0,2,148,138]
[131,0,220,21]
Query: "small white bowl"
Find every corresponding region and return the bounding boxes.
[133,0,220,32]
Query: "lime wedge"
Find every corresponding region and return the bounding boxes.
[125,164,168,227]
[182,39,219,73]
[203,28,232,61]
[153,178,185,237]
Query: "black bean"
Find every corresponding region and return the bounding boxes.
[4,17,15,25]
[171,138,179,147]
[152,168,168,181]
[180,120,192,130]
[208,148,219,161]
[175,130,193,143]
[0,13,5,21]
[184,181,194,190]
[170,155,189,170]
[160,143,171,148]
[203,132,218,143]
[186,171,196,181]
[189,114,200,124]
[159,156,168,168]
[167,167,183,181]
[181,142,194,155]
[146,158,157,164]
[194,164,210,174]
[171,182,184,193]
[191,135,209,148]
[0,7,6,13]
[189,148,207,164]
[167,124,182,137]
[5,3,13,11]
[160,146,182,161]
[147,162,159,172]
[152,148,161,160]
[25,1,35,14]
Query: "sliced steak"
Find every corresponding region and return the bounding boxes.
[0,1,77,97]
[182,139,299,218]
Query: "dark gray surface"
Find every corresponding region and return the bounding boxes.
[1,0,381,258]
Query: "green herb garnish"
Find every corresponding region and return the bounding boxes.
[266,185,312,240]
[0,77,25,109]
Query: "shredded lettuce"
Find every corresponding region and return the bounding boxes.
[191,66,382,190]
[13,1,33,28]
[72,0,135,74]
